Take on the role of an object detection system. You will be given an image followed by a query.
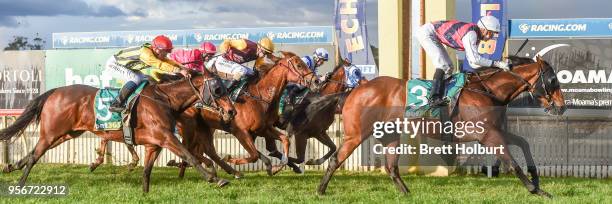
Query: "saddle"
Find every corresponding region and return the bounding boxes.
[93,81,148,145]
[404,73,466,118]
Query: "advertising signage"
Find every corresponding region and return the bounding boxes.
[52,26,333,49]
[510,18,612,39]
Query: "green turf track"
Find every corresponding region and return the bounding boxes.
[0,164,610,203]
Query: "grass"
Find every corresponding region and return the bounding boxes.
[0,164,610,203]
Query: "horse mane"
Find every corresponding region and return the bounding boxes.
[507,55,535,66]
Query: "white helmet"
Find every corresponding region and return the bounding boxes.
[313,48,329,61]
[477,16,501,33]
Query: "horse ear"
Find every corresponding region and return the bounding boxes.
[343,58,351,66]
[535,55,544,63]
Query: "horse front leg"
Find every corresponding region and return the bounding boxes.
[305,131,337,165]
[223,130,273,175]
[90,139,109,172]
[126,144,140,171]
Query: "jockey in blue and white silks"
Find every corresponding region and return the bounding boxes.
[277,48,330,128]
[344,64,363,88]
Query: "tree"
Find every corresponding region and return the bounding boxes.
[3,33,45,50]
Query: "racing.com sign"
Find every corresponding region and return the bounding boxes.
[510,18,612,38]
[53,26,333,49]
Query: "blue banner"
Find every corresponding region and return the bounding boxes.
[334,0,377,79]
[463,0,507,72]
[509,18,612,38]
[52,26,333,49]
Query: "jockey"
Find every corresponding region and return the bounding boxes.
[169,42,217,72]
[104,35,188,112]
[207,37,276,102]
[343,64,364,89]
[301,47,329,72]
[277,48,330,127]
[417,15,510,107]
[200,42,217,64]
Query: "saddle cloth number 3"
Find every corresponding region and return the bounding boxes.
[409,85,428,107]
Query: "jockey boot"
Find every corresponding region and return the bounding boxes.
[429,69,448,107]
[109,81,138,112]
[230,77,249,102]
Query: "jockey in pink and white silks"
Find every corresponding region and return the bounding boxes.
[417,15,510,107]
[204,37,276,102]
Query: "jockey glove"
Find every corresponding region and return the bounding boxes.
[493,60,510,71]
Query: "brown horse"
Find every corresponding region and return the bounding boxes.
[162,52,318,177]
[317,56,566,197]
[176,52,317,175]
[0,72,236,192]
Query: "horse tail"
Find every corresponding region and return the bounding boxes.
[0,89,56,141]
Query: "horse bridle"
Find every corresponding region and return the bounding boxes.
[466,62,556,107]
[509,62,557,107]
[279,56,316,88]
[245,56,314,107]
[320,67,347,92]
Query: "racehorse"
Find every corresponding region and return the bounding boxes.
[265,59,367,173]
[145,52,317,177]
[317,56,566,198]
[184,52,318,175]
[0,71,236,193]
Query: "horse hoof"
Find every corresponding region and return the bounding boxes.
[305,159,319,165]
[271,165,285,175]
[166,160,178,167]
[2,164,12,173]
[127,164,137,172]
[292,166,304,174]
[89,163,98,172]
[216,179,230,188]
[233,171,243,179]
[533,189,553,199]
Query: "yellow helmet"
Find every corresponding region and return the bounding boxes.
[257,37,275,53]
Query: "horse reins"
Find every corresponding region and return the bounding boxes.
[464,62,549,104]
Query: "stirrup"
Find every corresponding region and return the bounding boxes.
[429,97,448,107]
[109,106,125,113]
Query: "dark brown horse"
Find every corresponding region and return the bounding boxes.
[0,72,235,192]
[265,59,367,173]
[317,56,566,197]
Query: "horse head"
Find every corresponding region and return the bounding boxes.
[508,55,566,116]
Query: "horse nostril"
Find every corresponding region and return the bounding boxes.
[314,79,321,84]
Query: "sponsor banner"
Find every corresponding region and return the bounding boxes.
[53,26,333,49]
[52,30,185,49]
[463,0,507,72]
[0,51,44,110]
[45,49,121,90]
[334,0,378,79]
[44,49,178,90]
[185,26,333,46]
[510,18,612,38]
[508,39,612,109]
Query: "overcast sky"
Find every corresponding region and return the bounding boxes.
[1,0,611,49]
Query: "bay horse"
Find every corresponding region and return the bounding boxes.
[198,52,317,175]
[0,71,236,192]
[88,54,284,177]
[317,56,566,198]
[121,52,316,177]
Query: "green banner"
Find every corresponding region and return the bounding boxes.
[45,49,122,90]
